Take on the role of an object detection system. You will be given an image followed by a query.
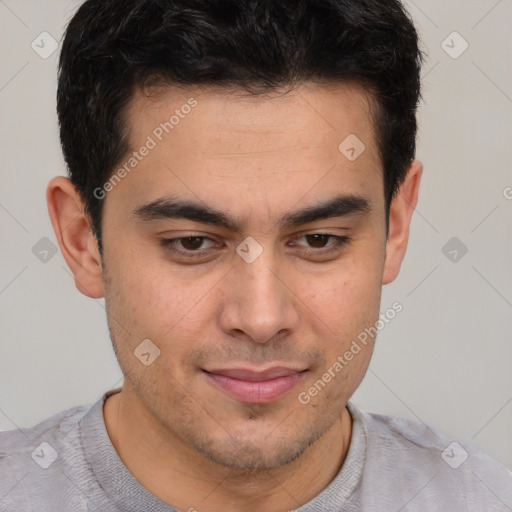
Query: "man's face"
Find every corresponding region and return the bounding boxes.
[100,82,387,469]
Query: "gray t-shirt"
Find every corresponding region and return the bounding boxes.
[1,388,511,511]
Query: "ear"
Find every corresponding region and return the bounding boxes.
[46,176,104,298]
[382,159,423,285]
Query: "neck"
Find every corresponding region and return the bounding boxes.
[103,384,352,512]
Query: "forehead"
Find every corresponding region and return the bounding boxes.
[123,81,379,160]
[110,82,383,226]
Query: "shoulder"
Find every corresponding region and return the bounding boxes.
[1,402,91,468]
[1,402,90,449]
[0,402,93,511]
[347,402,512,511]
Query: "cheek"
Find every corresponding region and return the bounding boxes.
[107,252,222,350]
[298,258,382,337]
[103,264,210,390]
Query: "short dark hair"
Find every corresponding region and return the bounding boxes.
[57,0,423,252]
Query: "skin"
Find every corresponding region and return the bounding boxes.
[47,81,422,512]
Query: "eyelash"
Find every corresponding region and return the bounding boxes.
[160,234,351,260]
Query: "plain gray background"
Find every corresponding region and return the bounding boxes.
[1,0,511,470]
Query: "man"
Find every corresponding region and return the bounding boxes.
[1,0,511,510]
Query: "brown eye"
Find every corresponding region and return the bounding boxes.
[292,233,351,259]
[179,236,205,251]
[305,234,331,249]
[160,236,217,258]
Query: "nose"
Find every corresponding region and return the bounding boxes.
[218,246,299,345]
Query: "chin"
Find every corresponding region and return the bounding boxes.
[197,442,303,470]
[190,422,327,471]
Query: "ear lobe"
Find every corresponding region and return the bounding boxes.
[382,159,423,285]
[46,176,105,298]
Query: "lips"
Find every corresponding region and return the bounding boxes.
[207,366,302,381]
[203,366,307,404]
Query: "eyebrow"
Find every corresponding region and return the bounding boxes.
[133,194,371,232]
